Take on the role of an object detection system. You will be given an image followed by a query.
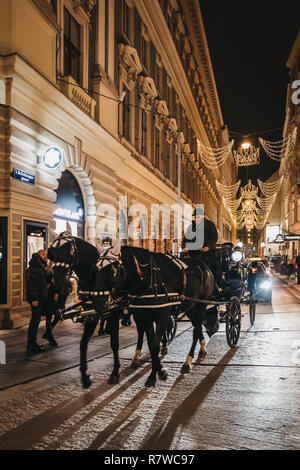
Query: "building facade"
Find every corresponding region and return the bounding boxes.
[276,30,300,259]
[0,0,235,328]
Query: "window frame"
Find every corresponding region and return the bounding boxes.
[63,6,81,84]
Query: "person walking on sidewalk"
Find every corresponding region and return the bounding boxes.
[26,249,52,353]
[296,253,300,284]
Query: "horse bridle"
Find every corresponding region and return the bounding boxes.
[50,233,78,273]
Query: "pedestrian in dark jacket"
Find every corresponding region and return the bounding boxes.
[26,249,51,353]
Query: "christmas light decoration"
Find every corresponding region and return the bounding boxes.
[259,128,297,161]
[257,176,284,197]
[233,145,260,166]
[199,140,234,169]
[240,179,258,199]
[216,180,241,198]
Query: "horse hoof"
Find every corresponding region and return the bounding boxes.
[131,359,141,369]
[108,374,120,385]
[197,351,207,361]
[158,369,168,381]
[81,374,93,389]
[145,376,156,388]
[160,346,168,356]
[181,363,190,374]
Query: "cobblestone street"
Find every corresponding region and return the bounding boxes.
[0,275,299,451]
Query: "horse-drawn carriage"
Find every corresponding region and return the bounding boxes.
[48,234,254,388]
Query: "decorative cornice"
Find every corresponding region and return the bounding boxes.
[72,0,97,17]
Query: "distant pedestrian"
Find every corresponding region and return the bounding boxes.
[26,249,51,353]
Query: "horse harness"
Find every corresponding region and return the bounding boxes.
[127,252,188,310]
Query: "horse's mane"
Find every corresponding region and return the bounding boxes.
[121,246,176,269]
[73,237,100,265]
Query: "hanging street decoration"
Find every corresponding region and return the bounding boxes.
[259,127,297,161]
[198,140,234,169]
[209,127,297,232]
[216,180,241,199]
[257,176,284,197]
[240,179,258,200]
[198,128,296,172]
[233,145,260,167]
[216,178,282,231]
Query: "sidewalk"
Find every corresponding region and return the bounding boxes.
[272,271,297,286]
[0,316,143,390]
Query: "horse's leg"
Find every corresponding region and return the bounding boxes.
[107,312,120,385]
[181,315,199,374]
[155,316,169,381]
[131,320,144,369]
[160,332,168,357]
[80,316,99,388]
[143,320,159,387]
[98,318,105,336]
[197,306,207,361]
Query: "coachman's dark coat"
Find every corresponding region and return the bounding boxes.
[182,217,218,254]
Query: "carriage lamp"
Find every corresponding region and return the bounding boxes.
[231,250,243,262]
[260,280,272,289]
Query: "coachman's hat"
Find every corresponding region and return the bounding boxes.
[193,207,204,217]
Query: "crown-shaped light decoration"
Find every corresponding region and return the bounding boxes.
[242,199,257,213]
[233,145,260,167]
[241,179,258,199]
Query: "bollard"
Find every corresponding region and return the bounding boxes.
[0,340,6,365]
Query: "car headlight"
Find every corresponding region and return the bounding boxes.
[231,251,243,262]
[260,281,272,289]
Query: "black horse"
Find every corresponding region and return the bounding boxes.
[48,235,216,388]
[119,246,215,385]
[47,235,124,388]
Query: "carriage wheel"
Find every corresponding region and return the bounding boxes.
[249,299,256,325]
[164,314,178,345]
[226,297,241,348]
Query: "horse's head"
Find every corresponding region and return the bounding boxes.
[48,233,99,288]
[47,233,77,284]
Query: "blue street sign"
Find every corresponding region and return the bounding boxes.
[13,169,35,185]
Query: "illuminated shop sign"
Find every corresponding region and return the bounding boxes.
[53,207,84,221]
[42,147,63,169]
[284,234,300,241]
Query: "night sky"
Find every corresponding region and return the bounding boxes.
[200,0,300,183]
